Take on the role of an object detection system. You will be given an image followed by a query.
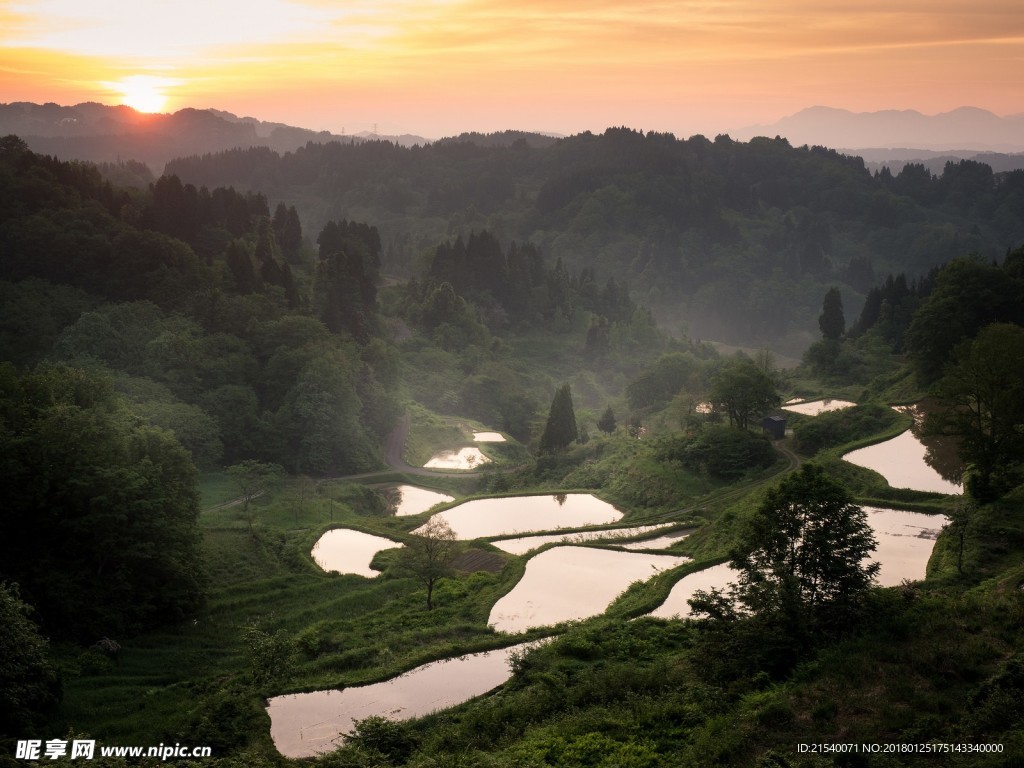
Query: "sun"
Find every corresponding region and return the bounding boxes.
[106,75,177,113]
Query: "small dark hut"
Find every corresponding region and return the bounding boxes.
[761,415,787,440]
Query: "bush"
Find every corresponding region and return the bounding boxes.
[671,426,774,480]
[347,716,418,763]
[792,403,901,455]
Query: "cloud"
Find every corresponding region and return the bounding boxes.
[2,0,1021,134]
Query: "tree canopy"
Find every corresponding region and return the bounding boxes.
[687,465,879,682]
[0,363,205,640]
[728,464,879,626]
[708,358,780,431]
[927,322,1024,499]
[0,583,60,736]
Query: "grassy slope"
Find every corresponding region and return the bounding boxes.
[51,477,537,757]
[48,374,1024,767]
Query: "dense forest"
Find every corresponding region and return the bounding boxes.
[1,128,1023,767]
[162,128,1024,352]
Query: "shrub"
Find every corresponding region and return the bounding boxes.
[677,426,774,480]
[792,403,901,455]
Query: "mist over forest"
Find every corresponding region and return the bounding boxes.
[1,106,1023,767]
[158,127,1024,354]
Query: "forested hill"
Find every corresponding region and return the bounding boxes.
[0,135,399,478]
[164,128,1024,352]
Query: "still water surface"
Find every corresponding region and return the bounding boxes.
[489,546,690,633]
[420,494,624,539]
[866,507,947,585]
[619,530,693,550]
[473,431,506,442]
[782,398,856,415]
[843,430,961,494]
[491,524,674,554]
[380,484,454,517]
[647,507,947,618]
[267,643,533,758]
[424,446,491,469]
[646,563,736,619]
[311,529,403,577]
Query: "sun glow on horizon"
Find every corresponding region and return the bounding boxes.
[101,75,180,113]
[4,0,1023,137]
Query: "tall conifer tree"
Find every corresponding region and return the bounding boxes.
[818,287,845,340]
[539,384,578,453]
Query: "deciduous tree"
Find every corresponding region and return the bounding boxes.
[0,583,60,735]
[926,322,1024,499]
[708,359,780,431]
[0,363,205,640]
[693,464,878,636]
[402,518,460,610]
[226,460,283,536]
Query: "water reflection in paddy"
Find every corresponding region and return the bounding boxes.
[419,494,623,539]
[489,546,689,633]
[619,530,692,550]
[647,563,736,619]
[473,431,506,442]
[491,524,673,555]
[782,398,856,415]
[311,529,403,577]
[843,430,961,494]
[866,507,947,585]
[647,508,947,618]
[380,485,454,517]
[267,643,533,758]
[424,447,491,469]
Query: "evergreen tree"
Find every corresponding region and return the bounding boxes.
[597,405,617,434]
[272,202,303,262]
[539,383,578,453]
[818,287,845,340]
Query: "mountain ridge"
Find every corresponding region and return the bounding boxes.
[0,101,432,171]
[735,105,1024,151]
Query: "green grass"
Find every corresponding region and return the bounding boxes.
[51,474,538,754]
[198,472,243,509]
[404,403,467,465]
[403,402,530,468]
[49,387,1024,768]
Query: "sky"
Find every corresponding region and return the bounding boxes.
[1,0,1022,138]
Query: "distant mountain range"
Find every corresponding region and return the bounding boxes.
[735,106,1024,152]
[4,101,1023,175]
[0,101,432,171]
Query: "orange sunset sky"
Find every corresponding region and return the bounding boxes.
[1,0,1022,138]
